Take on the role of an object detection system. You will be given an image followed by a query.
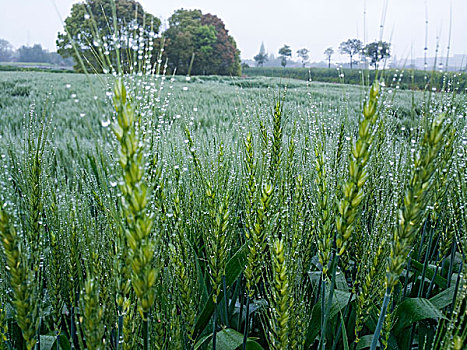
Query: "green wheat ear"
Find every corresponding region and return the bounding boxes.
[81,278,105,350]
[0,302,8,349]
[271,238,290,350]
[371,112,449,350]
[111,78,157,316]
[245,183,273,296]
[387,112,448,288]
[336,81,380,257]
[0,204,39,350]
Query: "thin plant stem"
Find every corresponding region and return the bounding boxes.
[213,305,217,350]
[370,287,392,350]
[223,276,229,327]
[242,295,250,350]
[320,253,339,350]
[117,306,123,350]
[143,312,149,350]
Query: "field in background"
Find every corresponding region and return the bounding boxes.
[0,62,74,73]
[0,71,426,147]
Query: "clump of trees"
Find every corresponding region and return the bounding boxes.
[338,38,391,69]
[163,9,241,76]
[0,39,14,61]
[57,0,241,75]
[0,39,73,66]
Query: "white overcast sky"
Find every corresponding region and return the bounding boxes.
[0,0,466,62]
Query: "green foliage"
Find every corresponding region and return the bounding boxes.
[57,0,161,73]
[278,45,292,67]
[364,41,391,68]
[339,39,362,69]
[0,39,13,61]
[324,47,334,68]
[296,48,309,67]
[243,66,467,91]
[163,9,241,76]
[17,44,49,63]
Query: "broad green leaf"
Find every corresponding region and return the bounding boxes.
[308,271,348,291]
[410,260,447,289]
[244,340,264,350]
[194,243,248,338]
[356,335,379,350]
[355,335,399,350]
[231,298,268,328]
[392,298,446,334]
[51,334,71,350]
[40,336,56,350]
[429,286,456,309]
[208,328,263,350]
[304,289,354,348]
[336,271,349,291]
[195,328,264,350]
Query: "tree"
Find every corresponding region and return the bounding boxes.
[339,39,362,69]
[364,41,391,68]
[324,47,334,68]
[17,44,49,63]
[278,45,292,67]
[0,39,13,62]
[57,0,161,73]
[163,9,241,75]
[254,42,268,67]
[200,13,241,75]
[296,48,309,67]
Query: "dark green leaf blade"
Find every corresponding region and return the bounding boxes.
[194,243,248,338]
[392,298,446,334]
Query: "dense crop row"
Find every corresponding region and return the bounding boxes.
[0,68,466,350]
[243,66,467,92]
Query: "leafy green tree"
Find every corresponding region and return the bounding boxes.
[324,47,334,68]
[17,44,49,63]
[254,42,268,67]
[339,39,362,69]
[164,9,202,75]
[0,39,13,62]
[163,9,241,76]
[296,48,309,67]
[57,0,160,73]
[364,41,391,68]
[200,13,241,75]
[278,45,292,67]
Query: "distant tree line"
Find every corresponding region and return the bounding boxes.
[0,39,73,66]
[253,38,390,69]
[57,0,241,75]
